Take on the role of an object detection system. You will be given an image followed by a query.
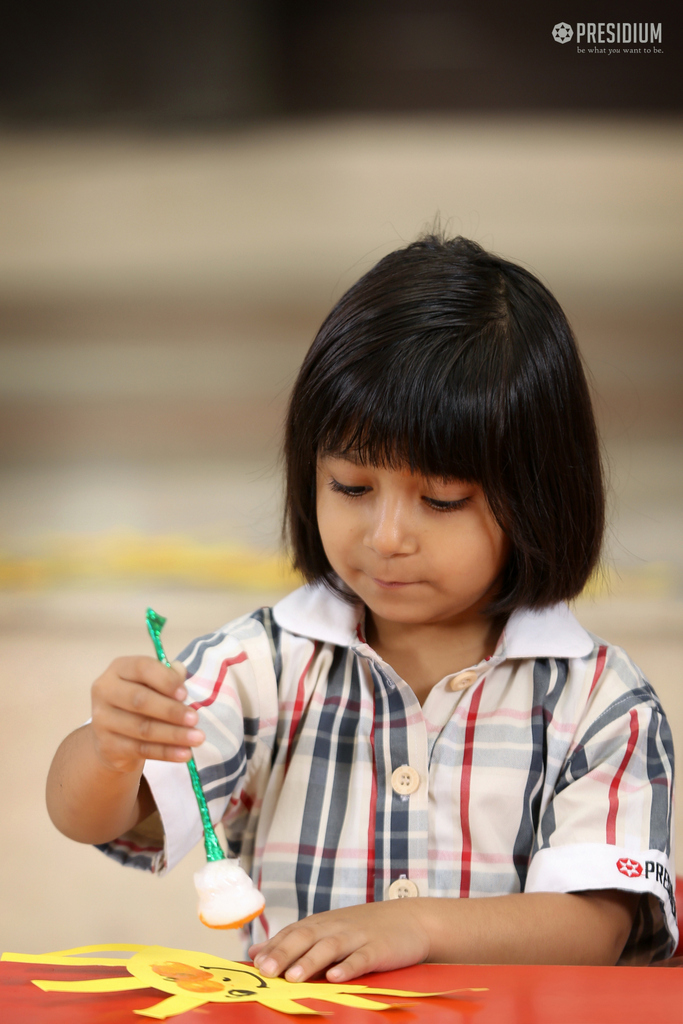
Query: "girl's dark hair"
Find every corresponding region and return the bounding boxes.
[283,234,604,615]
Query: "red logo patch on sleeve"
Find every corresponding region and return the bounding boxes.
[616,857,643,878]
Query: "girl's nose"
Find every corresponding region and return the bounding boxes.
[364,501,417,557]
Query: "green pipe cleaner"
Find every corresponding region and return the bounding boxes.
[145,608,225,863]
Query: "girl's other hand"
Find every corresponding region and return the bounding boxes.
[249,901,431,983]
[90,656,203,774]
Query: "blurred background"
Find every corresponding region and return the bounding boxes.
[0,0,681,961]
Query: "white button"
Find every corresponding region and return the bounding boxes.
[388,877,419,899]
[448,670,478,692]
[391,765,420,795]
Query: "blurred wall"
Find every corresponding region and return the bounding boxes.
[0,117,680,468]
[1,1,679,125]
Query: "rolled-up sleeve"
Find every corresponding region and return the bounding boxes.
[526,677,676,963]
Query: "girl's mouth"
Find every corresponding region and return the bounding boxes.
[371,578,416,589]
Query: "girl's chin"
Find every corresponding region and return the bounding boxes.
[363,594,484,628]
[363,597,439,623]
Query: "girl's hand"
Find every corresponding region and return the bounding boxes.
[90,656,203,774]
[249,901,432,983]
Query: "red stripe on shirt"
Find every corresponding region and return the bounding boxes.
[190,651,248,710]
[284,644,317,772]
[459,680,485,898]
[255,860,270,939]
[606,707,639,844]
[589,645,607,698]
[366,700,377,904]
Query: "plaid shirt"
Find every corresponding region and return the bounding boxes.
[102,584,677,963]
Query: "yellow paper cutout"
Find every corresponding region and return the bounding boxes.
[2,944,488,1019]
[134,992,210,1019]
[34,975,147,993]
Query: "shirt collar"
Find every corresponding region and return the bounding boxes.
[273,582,362,648]
[272,582,594,660]
[498,602,594,659]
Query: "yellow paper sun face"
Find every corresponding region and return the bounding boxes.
[1,943,487,1020]
[139,952,273,1000]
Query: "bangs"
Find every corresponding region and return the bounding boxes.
[316,326,503,489]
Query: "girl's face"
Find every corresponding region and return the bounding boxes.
[316,454,509,632]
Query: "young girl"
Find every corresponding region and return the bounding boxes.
[47,235,676,975]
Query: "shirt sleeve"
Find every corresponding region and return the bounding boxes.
[96,610,279,875]
[524,654,677,964]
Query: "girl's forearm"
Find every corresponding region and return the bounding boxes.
[46,725,154,845]
[421,890,637,966]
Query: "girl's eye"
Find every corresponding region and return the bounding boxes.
[329,478,369,497]
[423,496,471,512]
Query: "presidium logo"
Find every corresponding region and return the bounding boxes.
[616,857,677,918]
[616,857,642,878]
[552,23,573,43]
[552,21,663,46]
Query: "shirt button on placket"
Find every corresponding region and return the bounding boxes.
[391,765,420,796]
[388,875,419,899]
[388,771,419,897]
[447,669,478,692]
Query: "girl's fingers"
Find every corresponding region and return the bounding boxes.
[282,935,360,983]
[90,657,199,768]
[108,678,198,727]
[108,733,195,764]
[112,656,187,697]
[325,946,377,983]
[255,928,351,981]
[103,706,204,750]
[169,660,188,682]
[253,925,319,977]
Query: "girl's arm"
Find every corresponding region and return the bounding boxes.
[46,656,199,844]
[249,889,638,981]
[47,723,155,844]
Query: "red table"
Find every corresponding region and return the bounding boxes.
[1,959,681,1024]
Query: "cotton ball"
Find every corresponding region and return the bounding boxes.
[194,859,266,929]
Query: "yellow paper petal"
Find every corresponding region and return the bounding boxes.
[256,993,329,1015]
[2,943,146,967]
[358,985,489,998]
[33,976,148,993]
[318,993,399,1010]
[134,993,211,1019]
[4,955,133,967]
[38,943,148,956]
